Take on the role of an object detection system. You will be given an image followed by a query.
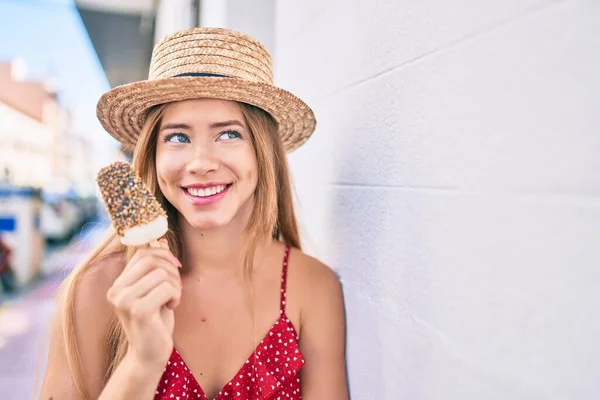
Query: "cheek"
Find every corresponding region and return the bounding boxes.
[242,150,259,188]
[223,146,258,184]
[249,163,258,188]
[155,150,185,191]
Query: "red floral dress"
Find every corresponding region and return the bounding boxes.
[155,246,305,399]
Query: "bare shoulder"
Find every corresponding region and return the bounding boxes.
[287,248,349,397]
[287,248,344,330]
[68,252,124,365]
[72,251,124,320]
[77,252,125,300]
[288,248,341,292]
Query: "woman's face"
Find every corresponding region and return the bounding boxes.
[155,99,258,230]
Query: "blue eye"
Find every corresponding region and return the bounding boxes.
[218,130,242,141]
[165,133,190,143]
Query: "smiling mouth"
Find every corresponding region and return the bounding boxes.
[184,184,231,198]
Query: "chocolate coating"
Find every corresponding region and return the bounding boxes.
[96,161,167,236]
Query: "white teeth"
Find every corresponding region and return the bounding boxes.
[186,185,227,198]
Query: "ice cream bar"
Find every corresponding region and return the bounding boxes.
[96,161,168,246]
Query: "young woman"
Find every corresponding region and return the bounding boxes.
[40,27,348,400]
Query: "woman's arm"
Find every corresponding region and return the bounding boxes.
[39,255,166,400]
[297,257,349,399]
[97,352,165,400]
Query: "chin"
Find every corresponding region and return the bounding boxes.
[181,211,235,230]
[189,217,230,230]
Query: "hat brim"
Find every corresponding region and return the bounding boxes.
[96,77,316,152]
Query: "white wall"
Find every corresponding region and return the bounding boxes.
[274,0,600,399]
[200,0,276,55]
[193,0,600,397]
[154,0,195,43]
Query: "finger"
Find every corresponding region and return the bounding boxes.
[160,245,182,269]
[158,238,169,249]
[159,237,182,310]
[128,247,181,275]
[121,268,181,303]
[153,246,181,268]
[124,247,143,271]
[166,298,178,310]
[111,270,181,315]
[158,239,182,268]
[131,281,181,317]
[127,246,181,271]
[113,257,181,293]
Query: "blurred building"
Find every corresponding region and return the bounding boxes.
[74,0,201,87]
[0,59,95,195]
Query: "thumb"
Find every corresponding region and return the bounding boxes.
[158,237,169,250]
[158,237,182,268]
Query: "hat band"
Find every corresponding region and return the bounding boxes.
[174,72,229,78]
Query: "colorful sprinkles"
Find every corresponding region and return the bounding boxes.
[96,161,167,236]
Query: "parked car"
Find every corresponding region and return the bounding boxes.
[40,192,99,244]
[40,200,74,243]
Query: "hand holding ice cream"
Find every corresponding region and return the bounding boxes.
[97,161,182,368]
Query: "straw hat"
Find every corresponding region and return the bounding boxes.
[96,27,316,152]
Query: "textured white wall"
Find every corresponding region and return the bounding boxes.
[154,0,195,43]
[200,0,226,28]
[274,0,600,399]
[200,0,275,55]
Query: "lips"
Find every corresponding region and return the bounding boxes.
[186,184,228,198]
[181,183,232,206]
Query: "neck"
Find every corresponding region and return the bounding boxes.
[177,211,268,276]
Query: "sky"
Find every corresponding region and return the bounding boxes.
[0,0,120,164]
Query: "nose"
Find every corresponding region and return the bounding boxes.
[185,146,219,176]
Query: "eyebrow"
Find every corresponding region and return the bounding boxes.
[209,119,245,129]
[160,120,245,131]
[160,123,191,131]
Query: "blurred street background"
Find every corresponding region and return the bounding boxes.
[1,0,599,399]
[0,1,121,398]
[0,221,107,399]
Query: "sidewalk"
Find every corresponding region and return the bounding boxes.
[0,221,109,399]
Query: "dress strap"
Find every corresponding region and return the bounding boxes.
[280,246,291,315]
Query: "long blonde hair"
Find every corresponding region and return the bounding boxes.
[58,101,301,399]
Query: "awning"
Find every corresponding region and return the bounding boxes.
[74,0,157,88]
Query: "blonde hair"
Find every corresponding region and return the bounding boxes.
[58,101,301,399]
